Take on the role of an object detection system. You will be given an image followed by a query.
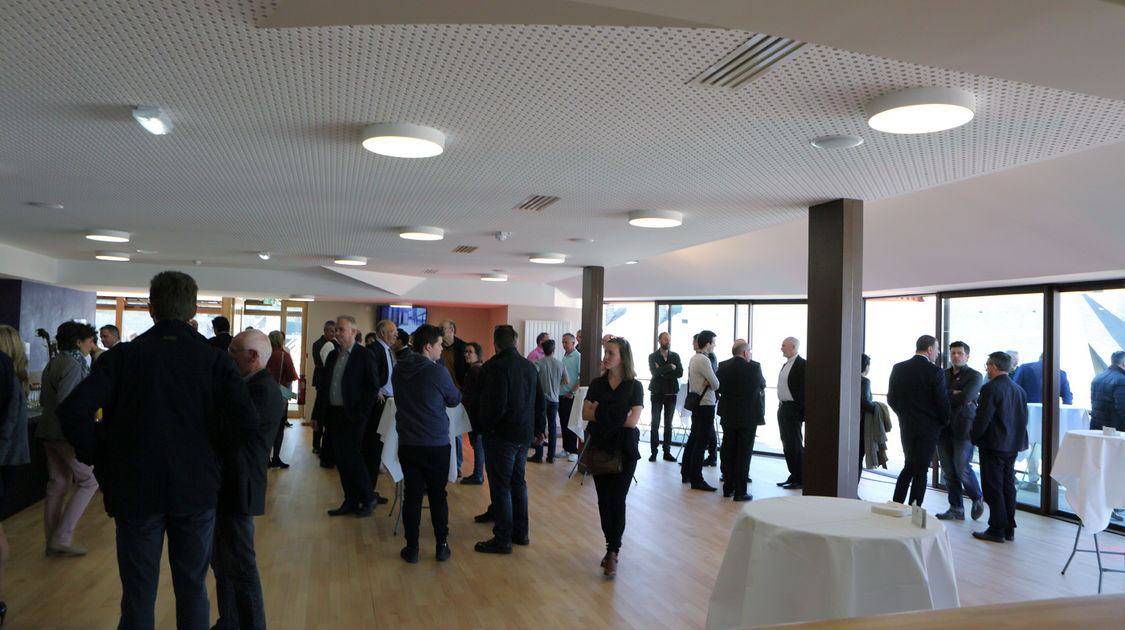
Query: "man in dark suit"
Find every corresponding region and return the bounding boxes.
[474,325,546,555]
[936,341,985,521]
[776,336,806,489]
[717,340,765,501]
[59,271,258,629]
[971,351,1029,542]
[648,331,683,462]
[364,319,397,505]
[212,329,285,629]
[314,315,381,517]
[210,315,233,351]
[310,320,338,460]
[887,334,950,506]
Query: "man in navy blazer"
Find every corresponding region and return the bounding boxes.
[315,315,381,517]
[887,335,950,506]
[716,340,765,501]
[971,351,1029,542]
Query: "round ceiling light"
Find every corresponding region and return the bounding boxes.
[480,272,508,282]
[86,229,131,243]
[625,260,639,265]
[399,226,445,241]
[257,251,272,260]
[333,255,367,266]
[810,135,864,150]
[628,209,683,228]
[867,87,975,134]
[95,251,131,262]
[528,253,566,265]
[290,295,315,302]
[361,123,445,158]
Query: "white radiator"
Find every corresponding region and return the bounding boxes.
[522,320,572,355]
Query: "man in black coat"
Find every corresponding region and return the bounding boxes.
[776,336,806,489]
[971,351,1029,543]
[363,319,397,505]
[474,325,546,555]
[210,315,233,351]
[310,320,338,458]
[887,335,950,506]
[648,331,683,462]
[1090,350,1125,431]
[716,340,765,502]
[213,329,285,629]
[935,341,985,521]
[59,271,258,629]
[314,315,381,517]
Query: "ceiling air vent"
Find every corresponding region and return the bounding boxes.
[452,245,478,254]
[423,269,439,275]
[690,33,805,89]
[514,195,560,211]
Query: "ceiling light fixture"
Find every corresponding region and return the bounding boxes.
[480,272,508,282]
[95,251,131,262]
[389,303,413,309]
[628,209,683,228]
[131,105,173,135]
[257,251,272,260]
[290,295,315,302]
[810,134,864,150]
[361,123,445,158]
[528,253,566,265]
[333,256,367,266]
[625,260,639,265]
[29,202,64,210]
[398,226,445,241]
[866,87,975,134]
[85,229,131,243]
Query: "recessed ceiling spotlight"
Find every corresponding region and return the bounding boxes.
[29,202,64,210]
[810,135,864,150]
[480,272,508,282]
[333,255,367,266]
[528,252,566,265]
[135,249,158,254]
[628,209,683,228]
[85,229,131,243]
[399,226,445,241]
[290,295,315,302]
[131,105,173,135]
[361,123,445,158]
[95,251,131,262]
[257,251,272,260]
[193,260,202,266]
[625,260,639,265]
[867,87,975,134]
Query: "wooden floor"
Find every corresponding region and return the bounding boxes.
[4,427,1123,629]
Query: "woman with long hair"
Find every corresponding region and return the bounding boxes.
[0,325,32,624]
[266,330,298,469]
[582,336,643,579]
[37,321,99,557]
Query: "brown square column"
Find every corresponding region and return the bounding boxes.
[580,266,604,385]
[804,199,864,498]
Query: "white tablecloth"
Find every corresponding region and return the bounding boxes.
[706,496,960,630]
[1051,429,1125,533]
[1027,403,1090,442]
[566,386,589,437]
[376,398,472,483]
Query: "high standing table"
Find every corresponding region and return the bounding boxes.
[1051,429,1125,592]
[706,496,959,630]
[376,398,472,483]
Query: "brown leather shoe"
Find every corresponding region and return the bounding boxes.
[602,551,618,578]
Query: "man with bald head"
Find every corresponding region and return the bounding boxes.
[437,319,469,474]
[213,329,285,629]
[776,336,806,489]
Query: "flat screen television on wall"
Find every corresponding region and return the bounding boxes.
[376,305,427,334]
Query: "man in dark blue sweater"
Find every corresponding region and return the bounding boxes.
[392,324,461,563]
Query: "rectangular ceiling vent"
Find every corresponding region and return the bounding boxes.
[423,269,439,275]
[690,33,805,89]
[452,245,478,254]
[514,195,560,211]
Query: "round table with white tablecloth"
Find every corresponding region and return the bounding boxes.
[706,496,959,630]
[1051,429,1125,534]
[375,397,472,483]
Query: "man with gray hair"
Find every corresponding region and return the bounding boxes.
[716,340,765,501]
[776,336,806,489]
[315,315,381,517]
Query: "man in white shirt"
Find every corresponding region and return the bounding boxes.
[776,337,806,490]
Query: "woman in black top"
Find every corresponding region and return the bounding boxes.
[582,336,644,579]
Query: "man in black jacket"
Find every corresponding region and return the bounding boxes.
[776,336,806,489]
[314,315,381,517]
[717,340,765,501]
[310,320,338,458]
[474,325,546,555]
[59,271,258,630]
[210,315,233,351]
[648,332,683,462]
[887,335,950,506]
[971,351,1029,542]
[364,319,397,505]
[1090,350,1125,431]
[936,341,985,521]
[213,329,285,629]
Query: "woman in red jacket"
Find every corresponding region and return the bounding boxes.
[266,330,297,469]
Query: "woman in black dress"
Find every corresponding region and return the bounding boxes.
[582,336,644,579]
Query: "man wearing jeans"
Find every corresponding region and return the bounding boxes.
[557,333,581,461]
[60,271,258,629]
[648,332,683,462]
[936,341,985,521]
[474,325,546,554]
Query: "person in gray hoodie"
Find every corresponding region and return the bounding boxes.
[392,323,461,563]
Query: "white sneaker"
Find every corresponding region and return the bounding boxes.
[568,453,578,462]
[556,450,569,458]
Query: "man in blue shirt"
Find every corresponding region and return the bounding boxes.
[558,333,582,462]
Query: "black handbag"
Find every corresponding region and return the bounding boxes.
[577,444,623,475]
[683,384,711,412]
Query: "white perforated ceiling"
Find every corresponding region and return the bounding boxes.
[2,0,1125,287]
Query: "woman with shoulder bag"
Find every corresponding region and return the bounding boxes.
[582,336,643,579]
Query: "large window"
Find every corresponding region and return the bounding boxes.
[750,303,807,455]
[603,302,656,356]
